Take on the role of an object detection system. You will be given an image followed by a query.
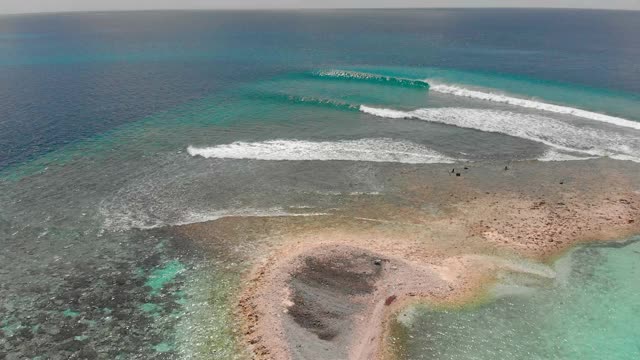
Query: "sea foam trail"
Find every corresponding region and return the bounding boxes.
[360,106,640,162]
[101,207,329,231]
[187,139,455,164]
[429,83,640,130]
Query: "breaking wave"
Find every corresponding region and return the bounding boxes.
[360,106,640,162]
[187,138,455,164]
[314,70,430,89]
[309,70,640,130]
[536,150,598,162]
[429,82,640,130]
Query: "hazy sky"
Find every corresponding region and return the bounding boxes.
[2,0,640,14]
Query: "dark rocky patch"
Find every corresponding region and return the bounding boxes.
[288,250,383,342]
[0,230,192,359]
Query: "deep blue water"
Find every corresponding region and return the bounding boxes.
[1,9,640,168]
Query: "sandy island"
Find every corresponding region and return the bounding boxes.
[170,159,640,359]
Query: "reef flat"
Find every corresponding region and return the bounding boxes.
[170,159,640,359]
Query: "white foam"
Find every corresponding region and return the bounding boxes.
[537,150,598,162]
[187,139,456,164]
[318,69,381,80]
[429,83,640,130]
[317,70,429,87]
[360,106,640,162]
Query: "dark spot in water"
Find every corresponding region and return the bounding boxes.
[51,322,87,342]
[141,253,162,268]
[55,338,84,352]
[75,346,98,359]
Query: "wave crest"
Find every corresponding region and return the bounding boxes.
[248,91,359,111]
[314,70,430,89]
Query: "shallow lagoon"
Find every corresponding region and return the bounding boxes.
[394,238,640,360]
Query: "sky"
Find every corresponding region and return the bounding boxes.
[1,0,639,14]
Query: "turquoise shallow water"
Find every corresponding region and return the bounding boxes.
[395,238,640,360]
[1,9,639,359]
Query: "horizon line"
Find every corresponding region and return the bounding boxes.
[2,6,640,17]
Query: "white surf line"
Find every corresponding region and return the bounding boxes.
[187,138,457,164]
[360,105,640,162]
[429,82,640,130]
[536,149,598,162]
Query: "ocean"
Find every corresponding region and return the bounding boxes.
[0,9,639,359]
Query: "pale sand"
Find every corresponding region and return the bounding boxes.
[171,159,640,360]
